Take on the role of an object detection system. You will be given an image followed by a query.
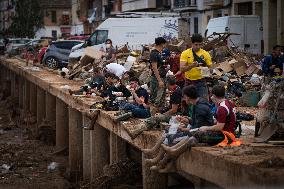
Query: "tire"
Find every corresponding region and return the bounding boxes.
[45,56,58,69]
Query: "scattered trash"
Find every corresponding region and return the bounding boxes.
[1,164,11,174]
[47,162,58,172]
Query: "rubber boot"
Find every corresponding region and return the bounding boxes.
[158,160,176,173]
[82,110,100,130]
[142,137,165,156]
[162,137,193,157]
[145,148,165,165]
[123,122,148,139]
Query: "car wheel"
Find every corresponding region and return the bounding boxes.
[45,56,58,69]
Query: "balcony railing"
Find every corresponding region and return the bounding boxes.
[204,0,224,7]
[174,0,197,9]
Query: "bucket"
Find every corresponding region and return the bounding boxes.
[239,91,260,107]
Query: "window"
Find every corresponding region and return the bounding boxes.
[237,2,252,15]
[52,30,57,38]
[90,30,108,46]
[194,17,198,34]
[51,11,57,23]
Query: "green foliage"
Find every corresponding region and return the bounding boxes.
[9,0,44,38]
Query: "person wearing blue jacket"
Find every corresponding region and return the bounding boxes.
[262,45,283,76]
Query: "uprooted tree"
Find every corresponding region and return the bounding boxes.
[9,0,44,38]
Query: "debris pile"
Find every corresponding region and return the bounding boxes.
[256,80,284,142]
[81,159,142,189]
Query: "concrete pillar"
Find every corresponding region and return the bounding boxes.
[37,87,46,127]
[56,98,69,150]
[24,80,30,112]
[10,72,16,98]
[82,115,91,181]
[68,107,83,180]
[263,0,278,54]
[45,92,56,123]
[277,0,284,45]
[90,124,109,180]
[142,153,168,189]
[18,78,24,109]
[14,75,19,100]
[29,83,37,116]
[109,133,127,164]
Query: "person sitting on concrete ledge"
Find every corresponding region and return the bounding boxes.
[92,72,131,100]
[142,85,214,173]
[115,77,151,121]
[123,75,182,139]
[68,67,105,96]
[154,85,239,172]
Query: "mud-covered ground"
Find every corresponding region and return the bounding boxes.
[0,96,72,189]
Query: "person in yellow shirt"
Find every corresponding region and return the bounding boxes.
[180,33,212,99]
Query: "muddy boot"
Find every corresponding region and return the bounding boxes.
[145,148,165,165]
[115,112,133,122]
[123,122,148,139]
[158,160,176,173]
[142,137,165,156]
[150,105,159,116]
[162,137,193,157]
[82,110,100,130]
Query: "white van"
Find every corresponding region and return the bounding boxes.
[69,17,184,59]
[205,15,263,54]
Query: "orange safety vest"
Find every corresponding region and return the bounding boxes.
[216,131,242,147]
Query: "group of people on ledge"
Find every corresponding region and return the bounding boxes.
[70,33,280,172]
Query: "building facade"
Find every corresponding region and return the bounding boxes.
[171,0,231,37]
[231,0,284,54]
[71,0,122,35]
[35,0,72,39]
[0,0,16,35]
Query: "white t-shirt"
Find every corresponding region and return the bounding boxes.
[106,63,127,79]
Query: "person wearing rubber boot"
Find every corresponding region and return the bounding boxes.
[142,85,214,173]
[115,77,151,121]
[124,75,182,139]
[180,33,212,100]
[149,37,168,115]
[161,85,237,161]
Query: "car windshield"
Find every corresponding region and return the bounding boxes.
[11,39,31,44]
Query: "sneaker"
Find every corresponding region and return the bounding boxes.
[115,112,133,122]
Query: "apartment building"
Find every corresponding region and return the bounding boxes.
[232,0,284,54]
[0,0,16,35]
[36,0,72,39]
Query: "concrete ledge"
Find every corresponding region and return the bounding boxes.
[1,57,283,188]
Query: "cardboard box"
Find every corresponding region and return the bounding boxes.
[80,47,104,66]
[217,61,234,73]
[236,66,246,76]
[245,64,257,76]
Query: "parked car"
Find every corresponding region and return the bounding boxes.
[43,40,83,69]
[6,38,31,54]
[67,35,90,41]
[21,39,50,49]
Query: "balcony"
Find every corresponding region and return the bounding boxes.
[173,0,197,12]
[204,0,226,7]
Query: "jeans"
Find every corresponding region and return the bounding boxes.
[185,79,208,100]
[150,76,166,107]
[120,102,151,118]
